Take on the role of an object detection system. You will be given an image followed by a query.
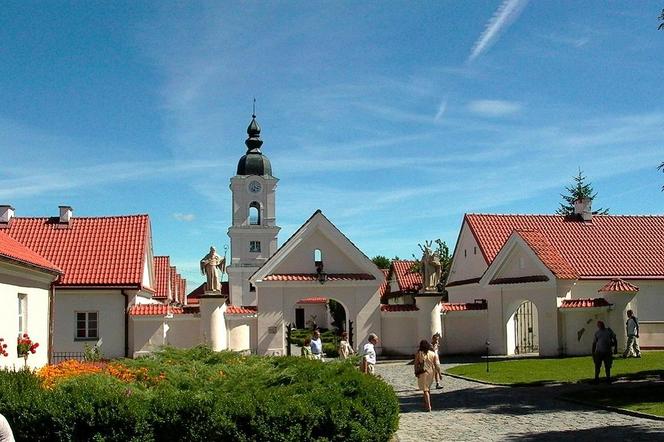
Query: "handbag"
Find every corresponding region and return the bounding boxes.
[414,354,425,377]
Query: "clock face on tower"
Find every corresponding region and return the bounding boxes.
[248,180,262,193]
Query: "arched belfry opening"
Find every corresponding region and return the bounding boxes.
[249,202,261,225]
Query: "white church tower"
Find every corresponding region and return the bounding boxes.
[227,113,280,306]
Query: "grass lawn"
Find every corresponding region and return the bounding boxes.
[446,351,664,385]
[562,383,664,417]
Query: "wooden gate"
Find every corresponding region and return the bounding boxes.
[514,301,538,354]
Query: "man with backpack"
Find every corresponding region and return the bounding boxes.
[622,310,641,358]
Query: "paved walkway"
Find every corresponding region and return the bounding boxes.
[377,361,664,441]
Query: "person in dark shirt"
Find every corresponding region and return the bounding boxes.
[592,320,616,384]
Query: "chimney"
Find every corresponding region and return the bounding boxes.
[573,198,592,222]
[0,205,15,224]
[59,205,73,224]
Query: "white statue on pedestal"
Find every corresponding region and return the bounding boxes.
[200,246,226,293]
[419,241,442,292]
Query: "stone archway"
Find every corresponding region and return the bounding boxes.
[506,300,539,355]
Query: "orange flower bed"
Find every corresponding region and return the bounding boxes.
[37,360,166,389]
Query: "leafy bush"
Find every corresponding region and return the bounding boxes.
[0,346,399,441]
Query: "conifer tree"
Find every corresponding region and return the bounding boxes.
[556,169,609,216]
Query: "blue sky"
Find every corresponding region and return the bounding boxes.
[2,1,664,286]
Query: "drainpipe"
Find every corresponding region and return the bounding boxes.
[122,290,129,358]
[48,282,56,364]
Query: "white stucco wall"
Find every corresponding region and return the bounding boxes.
[447,222,487,284]
[130,315,201,357]
[559,308,612,355]
[295,303,329,329]
[257,284,381,356]
[271,233,366,275]
[441,311,489,355]
[0,263,54,369]
[227,317,257,352]
[53,289,129,359]
[380,312,418,356]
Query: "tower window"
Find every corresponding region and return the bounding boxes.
[249,283,256,292]
[249,241,261,253]
[249,202,261,225]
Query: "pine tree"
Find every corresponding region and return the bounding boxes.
[556,169,609,216]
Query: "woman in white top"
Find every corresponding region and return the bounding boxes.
[431,333,442,389]
[414,339,439,412]
[338,331,354,360]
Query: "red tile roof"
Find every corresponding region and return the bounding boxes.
[489,275,549,285]
[379,269,390,303]
[153,256,171,299]
[179,278,186,303]
[560,298,612,309]
[392,260,421,292]
[466,214,664,279]
[296,297,327,304]
[4,215,150,287]
[598,278,639,293]
[380,304,419,312]
[263,273,375,281]
[226,305,257,315]
[0,231,61,274]
[170,267,178,301]
[442,300,488,312]
[186,282,229,305]
[129,304,184,316]
[515,230,578,279]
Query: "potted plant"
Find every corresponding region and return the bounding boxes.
[16,334,39,368]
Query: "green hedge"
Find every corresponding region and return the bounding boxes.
[0,346,399,441]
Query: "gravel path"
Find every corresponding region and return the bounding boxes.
[377,361,664,441]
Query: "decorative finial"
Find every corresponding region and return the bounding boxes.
[252,97,256,118]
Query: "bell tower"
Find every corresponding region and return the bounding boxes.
[227,112,280,306]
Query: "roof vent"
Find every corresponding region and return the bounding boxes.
[0,205,15,224]
[59,205,73,224]
[573,198,592,222]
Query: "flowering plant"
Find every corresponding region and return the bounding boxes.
[0,338,8,357]
[17,333,39,358]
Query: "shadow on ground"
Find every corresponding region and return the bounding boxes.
[397,378,664,420]
[505,425,663,441]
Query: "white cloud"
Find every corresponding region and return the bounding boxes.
[468,0,530,62]
[467,99,522,116]
[173,213,196,222]
[434,98,448,122]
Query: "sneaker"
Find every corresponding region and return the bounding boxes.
[436,384,442,390]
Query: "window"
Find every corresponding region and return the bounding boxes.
[313,248,322,264]
[249,202,261,225]
[473,246,477,255]
[76,312,98,340]
[18,294,27,335]
[249,283,256,292]
[249,241,261,253]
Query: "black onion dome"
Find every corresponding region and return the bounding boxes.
[236,114,272,176]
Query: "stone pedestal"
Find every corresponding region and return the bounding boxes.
[415,294,443,342]
[199,293,227,351]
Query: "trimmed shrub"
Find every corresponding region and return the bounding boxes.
[0,346,398,441]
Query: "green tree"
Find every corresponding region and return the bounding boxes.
[371,255,391,269]
[659,8,664,29]
[659,162,664,191]
[556,169,608,216]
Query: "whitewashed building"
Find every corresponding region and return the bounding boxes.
[445,204,664,356]
[0,226,60,369]
[2,207,156,361]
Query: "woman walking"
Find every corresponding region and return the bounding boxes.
[338,331,354,360]
[414,339,439,412]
